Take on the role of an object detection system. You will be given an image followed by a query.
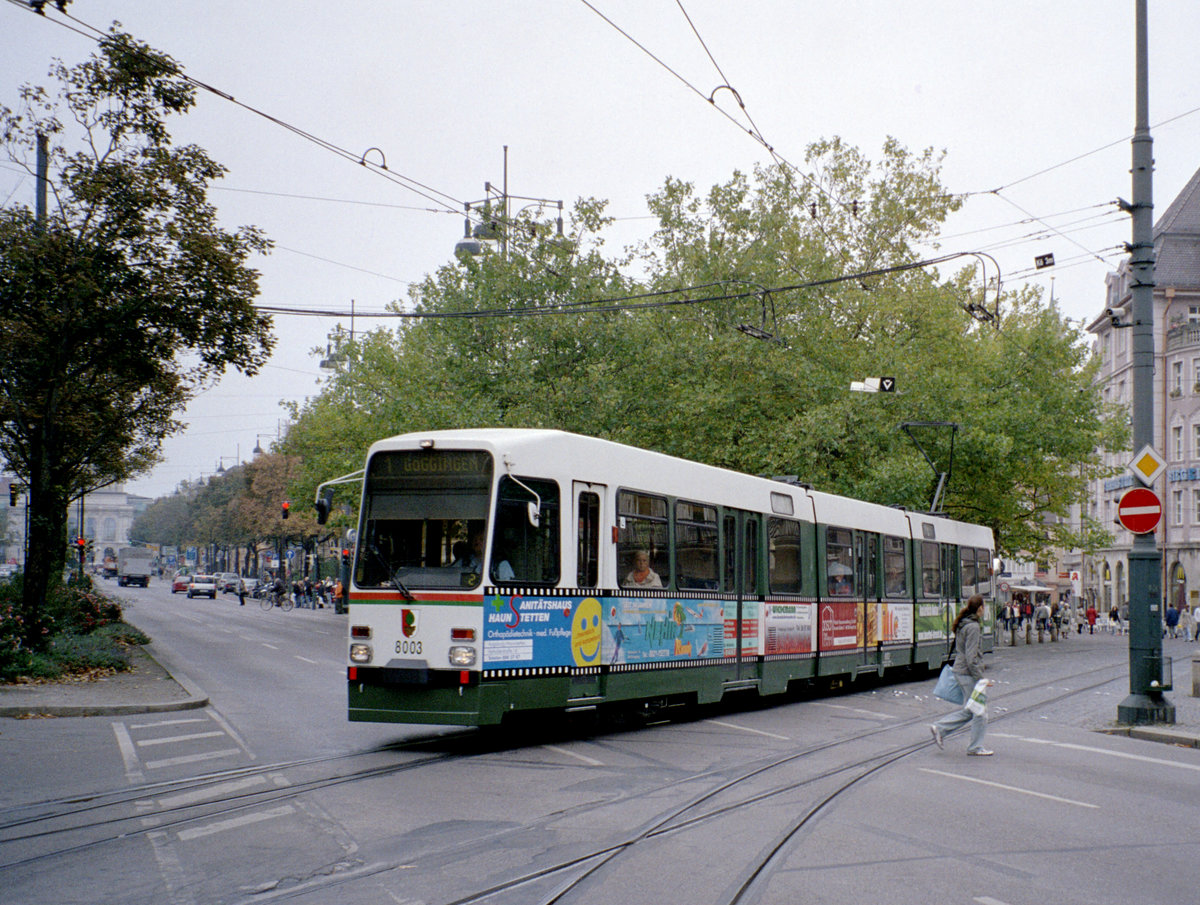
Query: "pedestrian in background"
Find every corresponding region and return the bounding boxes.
[930,595,994,756]
[237,578,246,607]
[1179,604,1194,643]
[1165,602,1180,639]
[1086,604,1098,634]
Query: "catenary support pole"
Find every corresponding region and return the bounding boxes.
[1118,0,1173,724]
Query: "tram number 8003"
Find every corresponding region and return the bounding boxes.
[395,639,423,655]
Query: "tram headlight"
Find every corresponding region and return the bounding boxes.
[448,646,476,667]
[349,643,373,664]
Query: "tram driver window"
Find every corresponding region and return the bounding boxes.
[492,476,560,585]
[826,526,854,596]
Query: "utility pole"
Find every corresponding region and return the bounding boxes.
[1118,0,1173,724]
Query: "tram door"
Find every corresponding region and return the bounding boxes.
[723,510,759,679]
[860,532,881,671]
[570,483,605,702]
[573,482,605,589]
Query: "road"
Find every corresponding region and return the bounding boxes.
[1,582,1198,905]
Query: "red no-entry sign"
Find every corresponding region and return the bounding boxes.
[1118,487,1162,534]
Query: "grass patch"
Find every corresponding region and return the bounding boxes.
[0,574,151,683]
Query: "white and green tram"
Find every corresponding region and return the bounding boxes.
[333,429,994,726]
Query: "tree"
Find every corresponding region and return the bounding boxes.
[0,29,273,643]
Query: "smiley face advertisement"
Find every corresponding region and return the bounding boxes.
[481,594,600,669]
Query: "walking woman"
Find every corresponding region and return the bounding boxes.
[930,595,994,756]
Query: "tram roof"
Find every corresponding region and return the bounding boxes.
[368,428,991,545]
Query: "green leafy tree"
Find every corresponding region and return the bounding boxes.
[0,29,273,643]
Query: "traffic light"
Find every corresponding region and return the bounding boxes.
[75,536,86,549]
[341,547,351,567]
[281,500,290,520]
[8,484,18,506]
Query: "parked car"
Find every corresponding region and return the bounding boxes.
[171,572,192,593]
[186,574,218,599]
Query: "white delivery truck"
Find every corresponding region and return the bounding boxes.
[117,547,154,588]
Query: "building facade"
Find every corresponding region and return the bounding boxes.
[1085,165,1200,616]
[1,478,150,568]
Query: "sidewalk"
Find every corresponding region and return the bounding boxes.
[0,642,207,718]
[994,625,1200,749]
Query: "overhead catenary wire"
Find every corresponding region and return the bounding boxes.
[254,250,978,320]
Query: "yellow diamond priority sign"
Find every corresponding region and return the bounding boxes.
[1128,444,1166,486]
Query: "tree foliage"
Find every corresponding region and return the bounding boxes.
[0,29,273,642]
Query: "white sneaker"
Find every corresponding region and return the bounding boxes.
[930,725,944,750]
[967,748,994,756]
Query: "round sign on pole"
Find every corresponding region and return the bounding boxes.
[1117,487,1162,534]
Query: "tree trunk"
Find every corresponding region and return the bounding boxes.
[21,481,69,649]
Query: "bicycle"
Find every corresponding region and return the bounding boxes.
[260,588,294,612]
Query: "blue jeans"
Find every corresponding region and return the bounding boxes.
[933,674,987,752]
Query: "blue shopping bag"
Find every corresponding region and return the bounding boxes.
[933,664,964,704]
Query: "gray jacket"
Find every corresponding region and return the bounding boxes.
[951,616,984,680]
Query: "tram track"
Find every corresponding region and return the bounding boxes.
[0,657,1131,899]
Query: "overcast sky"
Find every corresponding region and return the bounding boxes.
[4,1,1200,499]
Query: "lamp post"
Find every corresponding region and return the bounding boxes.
[453,146,565,259]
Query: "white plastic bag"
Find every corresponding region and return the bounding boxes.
[965,678,989,715]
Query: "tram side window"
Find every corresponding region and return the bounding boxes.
[493,476,560,585]
[675,500,718,590]
[921,541,940,597]
[826,526,854,596]
[723,514,736,592]
[884,535,908,597]
[768,518,803,593]
[976,547,993,596]
[618,490,669,589]
[960,547,979,595]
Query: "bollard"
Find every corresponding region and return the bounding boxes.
[1037,625,1044,643]
[1192,654,1200,698]
[1025,622,1032,645]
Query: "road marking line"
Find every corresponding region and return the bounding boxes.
[157,776,268,808]
[974,898,1014,905]
[129,717,207,730]
[176,804,295,841]
[990,732,1200,771]
[812,701,895,719]
[137,731,226,747]
[261,642,279,650]
[706,719,790,740]
[919,768,1098,808]
[544,744,604,766]
[144,748,243,769]
[294,655,319,664]
[111,721,145,784]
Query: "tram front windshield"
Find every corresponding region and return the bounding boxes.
[356,449,494,590]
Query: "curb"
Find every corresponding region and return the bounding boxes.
[1099,725,1200,749]
[0,642,209,719]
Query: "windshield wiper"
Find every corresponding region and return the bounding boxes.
[368,543,415,601]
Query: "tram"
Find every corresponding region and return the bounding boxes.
[324,429,995,726]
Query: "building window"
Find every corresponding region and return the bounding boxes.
[1173,425,1184,460]
[1193,357,1200,391]
[1193,489,1200,523]
[1190,305,1200,324]
[1173,360,1184,395]
[1174,489,1184,526]
[1194,423,1200,459]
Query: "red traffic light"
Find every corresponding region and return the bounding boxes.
[281,500,290,519]
[75,537,86,548]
